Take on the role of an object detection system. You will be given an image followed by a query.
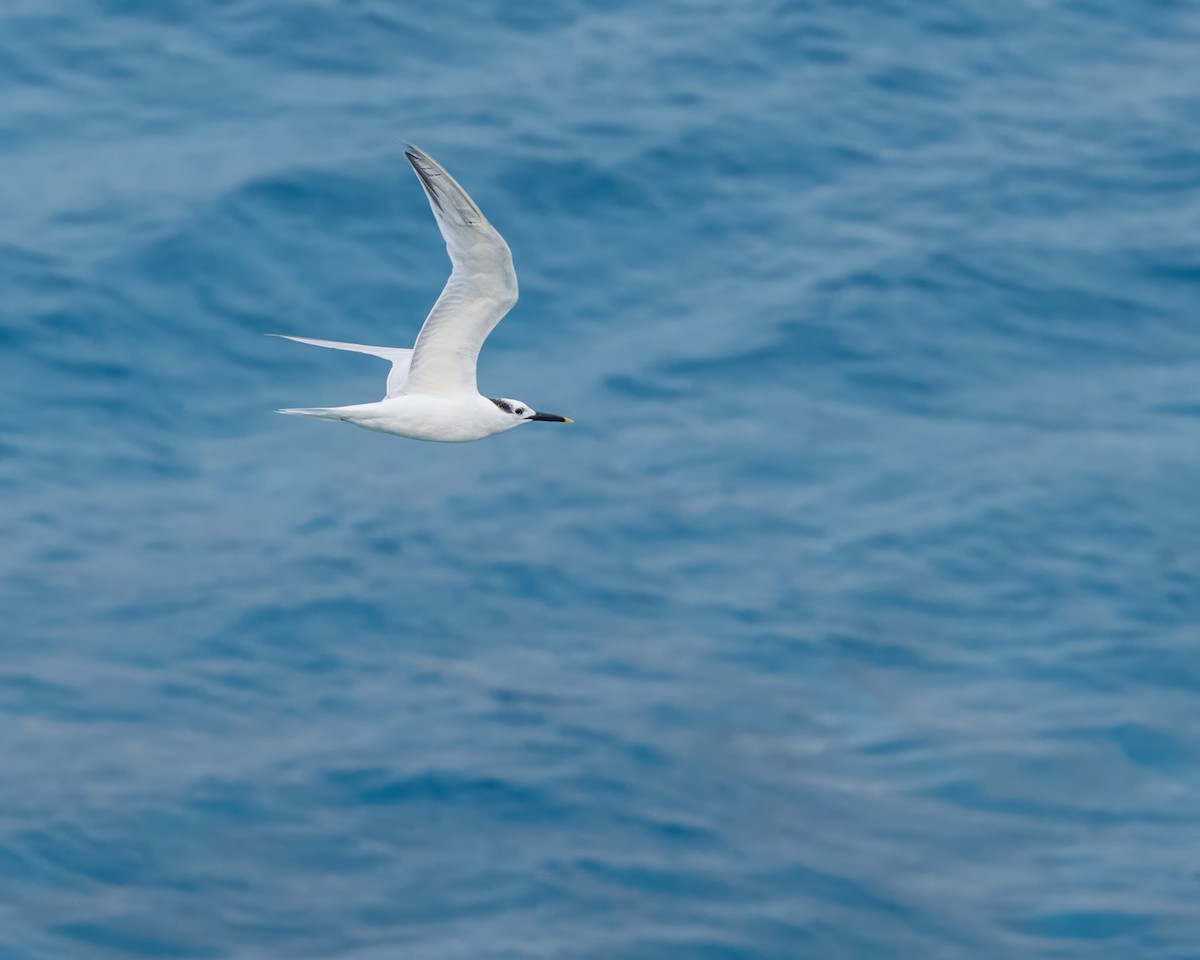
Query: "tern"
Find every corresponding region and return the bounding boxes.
[274,144,571,442]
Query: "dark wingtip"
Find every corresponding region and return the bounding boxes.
[404,145,446,212]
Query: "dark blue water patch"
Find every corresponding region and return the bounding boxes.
[1014,909,1156,941]
[1152,402,1200,419]
[21,821,169,890]
[320,767,566,820]
[51,922,222,960]
[586,941,793,960]
[1098,724,1192,771]
[760,861,912,919]
[152,0,469,75]
[825,632,957,673]
[499,156,656,225]
[184,778,287,827]
[0,843,34,883]
[206,599,391,664]
[869,64,959,100]
[0,674,79,718]
[602,373,693,401]
[575,856,733,899]
[615,810,720,847]
[642,123,877,211]
[923,778,1186,828]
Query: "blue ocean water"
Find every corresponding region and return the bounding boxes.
[2,0,1199,957]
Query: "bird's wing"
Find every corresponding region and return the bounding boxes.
[399,144,518,397]
[270,334,413,399]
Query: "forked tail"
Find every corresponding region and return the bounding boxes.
[269,334,413,398]
[276,407,347,421]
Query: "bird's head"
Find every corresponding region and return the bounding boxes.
[489,397,572,429]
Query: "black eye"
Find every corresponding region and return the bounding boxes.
[515,407,525,415]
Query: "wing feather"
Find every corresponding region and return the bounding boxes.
[400,144,518,397]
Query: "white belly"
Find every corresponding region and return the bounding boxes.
[340,395,513,443]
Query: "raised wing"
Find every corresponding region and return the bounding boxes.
[400,144,518,397]
[270,335,413,399]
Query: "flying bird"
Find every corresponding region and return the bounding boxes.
[274,144,571,442]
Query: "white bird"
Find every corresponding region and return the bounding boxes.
[274,144,571,442]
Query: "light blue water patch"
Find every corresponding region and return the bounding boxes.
[1,1,1199,958]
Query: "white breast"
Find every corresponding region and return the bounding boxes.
[341,394,517,443]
